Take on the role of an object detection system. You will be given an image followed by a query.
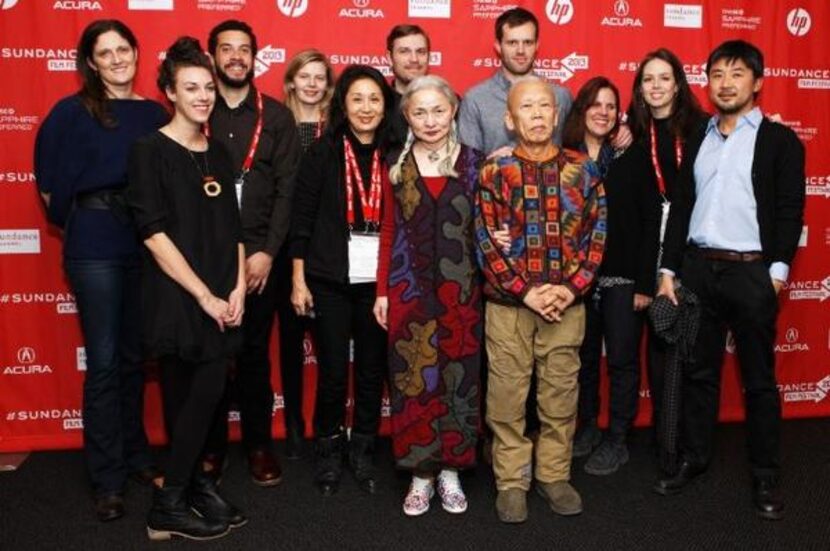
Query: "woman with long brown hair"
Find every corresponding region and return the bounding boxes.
[34,19,166,522]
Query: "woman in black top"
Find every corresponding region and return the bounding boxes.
[34,19,166,522]
[128,37,245,541]
[290,65,397,496]
[627,48,708,439]
[273,49,336,458]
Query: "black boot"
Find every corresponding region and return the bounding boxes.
[314,433,344,496]
[285,417,305,460]
[348,432,377,494]
[146,485,229,541]
[190,473,248,528]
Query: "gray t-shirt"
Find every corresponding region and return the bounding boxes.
[458,70,573,154]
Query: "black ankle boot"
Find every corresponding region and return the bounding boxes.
[190,473,248,528]
[348,432,377,494]
[285,418,305,460]
[146,485,230,541]
[314,433,344,496]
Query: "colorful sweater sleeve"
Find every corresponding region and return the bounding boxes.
[474,161,531,299]
[565,167,607,297]
[375,174,395,297]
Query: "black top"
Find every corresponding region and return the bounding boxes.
[209,87,301,257]
[600,144,662,296]
[289,131,383,285]
[127,131,242,362]
[662,117,806,274]
[34,95,168,259]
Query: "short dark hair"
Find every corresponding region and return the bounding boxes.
[327,65,399,151]
[495,7,538,42]
[386,24,430,53]
[706,40,763,79]
[157,36,214,95]
[207,19,258,57]
[562,77,620,150]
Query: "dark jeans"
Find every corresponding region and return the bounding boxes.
[275,251,309,433]
[206,262,278,454]
[578,284,644,440]
[680,249,780,478]
[159,355,228,487]
[64,256,152,496]
[308,279,386,437]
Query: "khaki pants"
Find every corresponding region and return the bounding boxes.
[485,301,586,490]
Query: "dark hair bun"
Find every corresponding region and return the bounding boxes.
[157,36,214,94]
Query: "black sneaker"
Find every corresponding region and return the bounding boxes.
[584,439,629,476]
[573,424,602,458]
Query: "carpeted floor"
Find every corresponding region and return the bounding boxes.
[1,418,828,550]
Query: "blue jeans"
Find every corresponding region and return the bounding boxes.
[64,256,152,496]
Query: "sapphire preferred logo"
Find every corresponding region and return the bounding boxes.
[721,6,761,31]
[786,8,811,37]
[276,0,307,17]
[3,347,53,376]
[546,0,574,25]
[197,0,244,10]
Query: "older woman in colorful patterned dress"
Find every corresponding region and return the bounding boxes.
[374,75,486,517]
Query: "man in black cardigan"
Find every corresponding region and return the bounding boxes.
[654,40,805,520]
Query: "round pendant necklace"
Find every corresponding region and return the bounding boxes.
[418,139,448,163]
[187,148,221,197]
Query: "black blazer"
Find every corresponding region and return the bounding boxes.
[661,117,806,274]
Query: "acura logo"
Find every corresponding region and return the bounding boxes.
[785,328,799,343]
[17,347,35,364]
[614,0,629,17]
[353,0,369,6]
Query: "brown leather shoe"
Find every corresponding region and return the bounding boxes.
[249,448,282,487]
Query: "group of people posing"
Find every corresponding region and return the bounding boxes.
[35,6,805,542]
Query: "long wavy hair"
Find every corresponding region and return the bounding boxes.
[283,49,335,124]
[76,19,138,128]
[627,48,706,143]
[326,64,399,152]
[561,76,620,150]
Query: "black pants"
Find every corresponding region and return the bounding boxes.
[308,279,386,437]
[275,250,310,432]
[680,249,780,477]
[646,324,669,431]
[206,265,278,454]
[578,284,644,439]
[159,355,228,487]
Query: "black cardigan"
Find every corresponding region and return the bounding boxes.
[600,144,661,296]
[288,132,386,284]
[661,117,806,274]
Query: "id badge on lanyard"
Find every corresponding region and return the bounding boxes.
[659,198,670,243]
[348,231,379,282]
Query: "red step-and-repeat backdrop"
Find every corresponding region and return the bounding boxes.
[0,0,828,452]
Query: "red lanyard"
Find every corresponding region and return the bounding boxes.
[204,89,264,176]
[315,116,323,139]
[649,119,683,197]
[343,136,381,228]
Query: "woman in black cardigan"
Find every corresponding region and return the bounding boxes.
[289,65,398,496]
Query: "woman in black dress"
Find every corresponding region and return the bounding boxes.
[34,19,165,522]
[289,65,397,496]
[128,37,246,541]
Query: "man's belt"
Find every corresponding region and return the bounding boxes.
[692,246,763,263]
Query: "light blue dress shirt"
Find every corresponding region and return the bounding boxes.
[688,107,788,281]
